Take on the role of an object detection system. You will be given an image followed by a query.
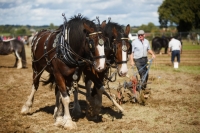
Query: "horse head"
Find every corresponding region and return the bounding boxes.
[84,20,105,72]
[111,24,131,77]
[82,18,107,72]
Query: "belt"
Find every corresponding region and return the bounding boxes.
[134,57,147,60]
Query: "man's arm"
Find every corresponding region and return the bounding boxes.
[129,53,134,66]
[148,49,156,59]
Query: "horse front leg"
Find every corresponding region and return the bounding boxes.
[54,86,81,128]
[54,74,77,130]
[60,91,77,130]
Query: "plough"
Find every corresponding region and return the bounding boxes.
[105,59,154,106]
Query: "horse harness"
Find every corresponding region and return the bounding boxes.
[113,37,129,64]
[104,37,129,83]
[31,23,105,82]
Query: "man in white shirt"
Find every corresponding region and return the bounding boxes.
[130,30,155,90]
[168,37,182,64]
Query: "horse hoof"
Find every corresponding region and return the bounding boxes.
[17,65,22,69]
[63,120,77,130]
[21,105,30,115]
[54,117,65,127]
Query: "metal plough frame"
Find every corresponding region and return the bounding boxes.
[105,59,154,105]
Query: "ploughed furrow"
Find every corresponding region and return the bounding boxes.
[148,50,200,66]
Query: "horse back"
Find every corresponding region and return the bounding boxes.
[0,40,14,55]
[32,30,56,59]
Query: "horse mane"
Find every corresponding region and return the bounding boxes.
[57,14,97,55]
[104,22,124,41]
[69,14,97,34]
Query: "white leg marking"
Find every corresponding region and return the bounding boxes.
[53,107,58,118]
[15,51,22,69]
[21,85,36,114]
[17,59,22,69]
[61,93,77,130]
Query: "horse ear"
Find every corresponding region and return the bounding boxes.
[83,22,94,33]
[125,24,130,36]
[112,27,118,38]
[101,20,106,29]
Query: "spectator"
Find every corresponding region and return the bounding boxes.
[197,34,199,45]
[168,37,182,65]
[187,34,190,42]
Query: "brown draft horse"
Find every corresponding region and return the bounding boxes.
[0,38,26,68]
[53,20,131,121]
[21,14,107,130]
[83,21,131,119]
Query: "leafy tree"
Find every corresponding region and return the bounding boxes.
[137,22,159,33]
[158,0,200,32]
[49,23,55,29]
[14,27,30,36]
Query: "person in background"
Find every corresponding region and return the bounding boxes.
[129,30,156,90]
[0,36,3,41]
[187,34,191,42]
[197,34,199,45]
[168,37,182,65]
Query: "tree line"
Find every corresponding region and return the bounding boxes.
[158,0,200,32]
[0,23,57,37]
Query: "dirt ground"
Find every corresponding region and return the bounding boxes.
[0,46,200,133]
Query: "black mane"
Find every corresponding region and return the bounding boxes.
[104,22,125,41]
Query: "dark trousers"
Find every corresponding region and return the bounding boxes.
[134,57,148,89]
[171,50,180,63]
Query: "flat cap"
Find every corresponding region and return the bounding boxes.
[137,30,145,34]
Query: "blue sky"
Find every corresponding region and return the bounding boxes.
[0,0,163,26]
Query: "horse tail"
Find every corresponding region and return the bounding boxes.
[21,43,27,68]
[41,73,56,89]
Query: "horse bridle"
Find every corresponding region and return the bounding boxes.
[113,37,129,64]
[87,31,106,60]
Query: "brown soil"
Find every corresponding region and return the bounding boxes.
[0,46,200,133]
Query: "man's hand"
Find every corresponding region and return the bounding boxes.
[130,61,134,67]
[152,54,156,59]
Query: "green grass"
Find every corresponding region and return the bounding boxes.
[0,33,11,36]
[172,66,200,74]
[182,45,200,50]
[182,40,200,50]
[151,65,200,75]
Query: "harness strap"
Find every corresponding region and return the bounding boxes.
[32,54,57,81]
[116,60,128,64]
[33,30,50,56]
[44,32,53,65]
[93,55,106,59]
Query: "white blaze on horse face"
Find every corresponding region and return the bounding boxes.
[96,44,105,70]
[119,50,128,75]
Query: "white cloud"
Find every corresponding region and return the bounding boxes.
[0,0,163,26]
